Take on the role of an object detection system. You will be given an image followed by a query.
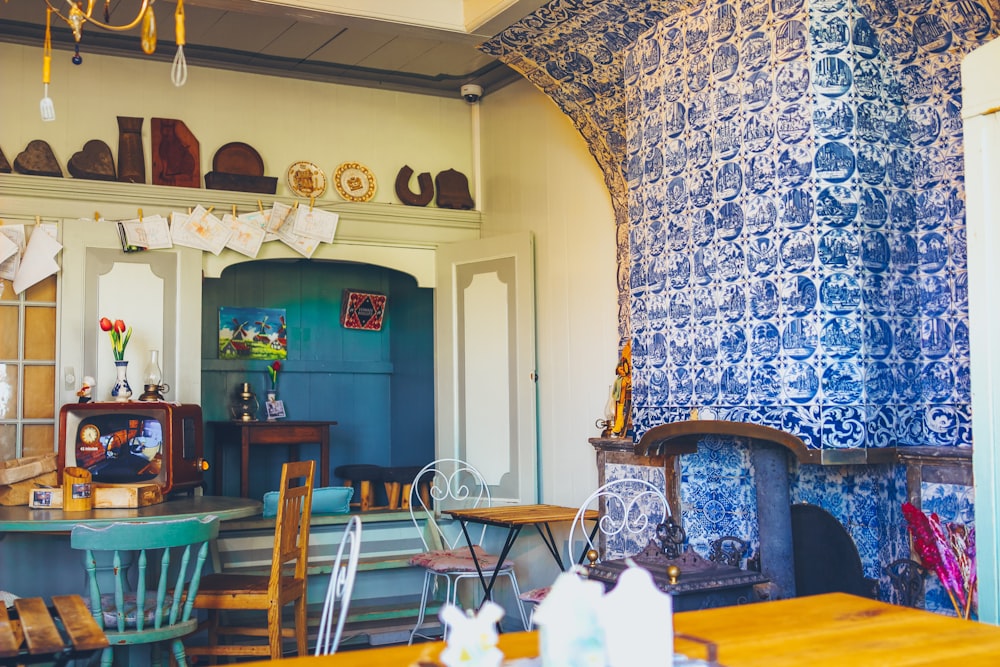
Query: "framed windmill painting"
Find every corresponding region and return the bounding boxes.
[219,307,287,360]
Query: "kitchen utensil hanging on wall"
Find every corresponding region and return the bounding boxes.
[40,8,55,122]
[171,0,187,86]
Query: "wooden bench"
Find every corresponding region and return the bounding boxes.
[0,595,108,666]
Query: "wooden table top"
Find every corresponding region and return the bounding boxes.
[672,592,1000,666]
[445,503,598,527]
[242,593,1000,666]
[0,595,108,664]
[0,495,262,533]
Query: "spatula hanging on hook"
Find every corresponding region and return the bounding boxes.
[40,8,55,122]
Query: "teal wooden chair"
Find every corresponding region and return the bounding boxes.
[70,515,220,667]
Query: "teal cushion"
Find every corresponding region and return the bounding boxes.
[262,486,354,517]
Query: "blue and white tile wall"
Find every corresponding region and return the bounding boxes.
[623,0,993,451]
[485,0,993,609]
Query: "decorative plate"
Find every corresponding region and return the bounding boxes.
[334,162,376,202]
[287,161,327,198]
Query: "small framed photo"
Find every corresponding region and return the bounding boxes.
[265,397,286,421]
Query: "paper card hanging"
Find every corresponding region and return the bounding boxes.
[340,290,387,331]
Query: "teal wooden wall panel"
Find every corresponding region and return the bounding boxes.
[389,271,435,468]
[201,260,434,499]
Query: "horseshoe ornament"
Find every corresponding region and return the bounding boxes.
[394,165,434,206]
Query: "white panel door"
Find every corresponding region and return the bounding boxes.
[59,219,203,407]
[435,232,537,505]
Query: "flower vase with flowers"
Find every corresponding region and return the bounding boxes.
[267,360,281,394]
[100,317,133,401]
[902,501,977,619]
[265,361,284,420]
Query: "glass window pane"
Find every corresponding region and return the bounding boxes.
[0,425,15,460]
[25,275,57,303]
[22,425,54,457]
[24,366,54,419]
[0,307,17,359]
[24,307,56,360]
[0,280,14,301]
[0,364,17,420]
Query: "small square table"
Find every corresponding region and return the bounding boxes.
[446,503,598,604]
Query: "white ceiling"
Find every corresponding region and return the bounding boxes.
[0,0,546,97]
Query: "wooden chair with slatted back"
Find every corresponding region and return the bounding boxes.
[70,515,220,667]
[187,460,315,661]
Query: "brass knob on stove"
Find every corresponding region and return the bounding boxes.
[667,564,681,585]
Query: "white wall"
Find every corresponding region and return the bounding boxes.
[0,43,473,202]
[964,36,1000,625]
[478,79,618,507]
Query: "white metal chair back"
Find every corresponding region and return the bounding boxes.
[567,478,671,566]
[409,458,492,551]
[314,515,363,656]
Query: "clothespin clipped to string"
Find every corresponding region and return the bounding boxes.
[309,196,315,211]
[257,200,264,214]
[232,204,237,218]
[94,211,100,222]
[138,208,143,222]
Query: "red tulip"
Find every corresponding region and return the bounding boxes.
[114,319,126,333]
[272,361,282,372]
[99,317,113,331]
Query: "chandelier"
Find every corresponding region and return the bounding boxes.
[42,0,188,86]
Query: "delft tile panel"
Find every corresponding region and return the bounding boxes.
[615,0,997,450]
[485,0,992,609]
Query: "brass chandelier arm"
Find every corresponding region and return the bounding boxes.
[44,0,152,38]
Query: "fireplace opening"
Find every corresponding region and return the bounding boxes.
[791,503,878,599]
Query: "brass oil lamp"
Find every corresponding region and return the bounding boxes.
[231,382,259,421]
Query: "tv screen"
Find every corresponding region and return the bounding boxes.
[74,413,164,484]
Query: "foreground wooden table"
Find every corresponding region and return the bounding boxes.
[0,595,108,665]
[243,593,1000,665]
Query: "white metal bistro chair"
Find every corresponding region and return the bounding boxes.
[407,458,529,644]
[314,515,363,656]
[520,478,671,623]
[568,477,672,565]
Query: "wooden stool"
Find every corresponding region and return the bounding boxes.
[334,464,386,511]
[381,466,431,510]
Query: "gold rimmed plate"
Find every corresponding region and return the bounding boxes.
[287,161,327,198]
[334,162,376,202]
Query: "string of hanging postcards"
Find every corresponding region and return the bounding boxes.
[0,218,61,295]
[116,199,339,258]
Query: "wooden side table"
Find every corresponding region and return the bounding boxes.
[209,421,337,497]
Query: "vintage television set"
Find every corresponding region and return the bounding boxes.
[58,402,208,494]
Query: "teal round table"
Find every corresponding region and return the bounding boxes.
[0,495,262,532]
[0,496,262,601]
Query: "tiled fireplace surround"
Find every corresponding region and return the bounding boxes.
[485,1,994,614]
[592,426,972,612]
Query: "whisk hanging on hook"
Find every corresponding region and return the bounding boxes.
[171,0,187,87]
[40,8,55,122]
